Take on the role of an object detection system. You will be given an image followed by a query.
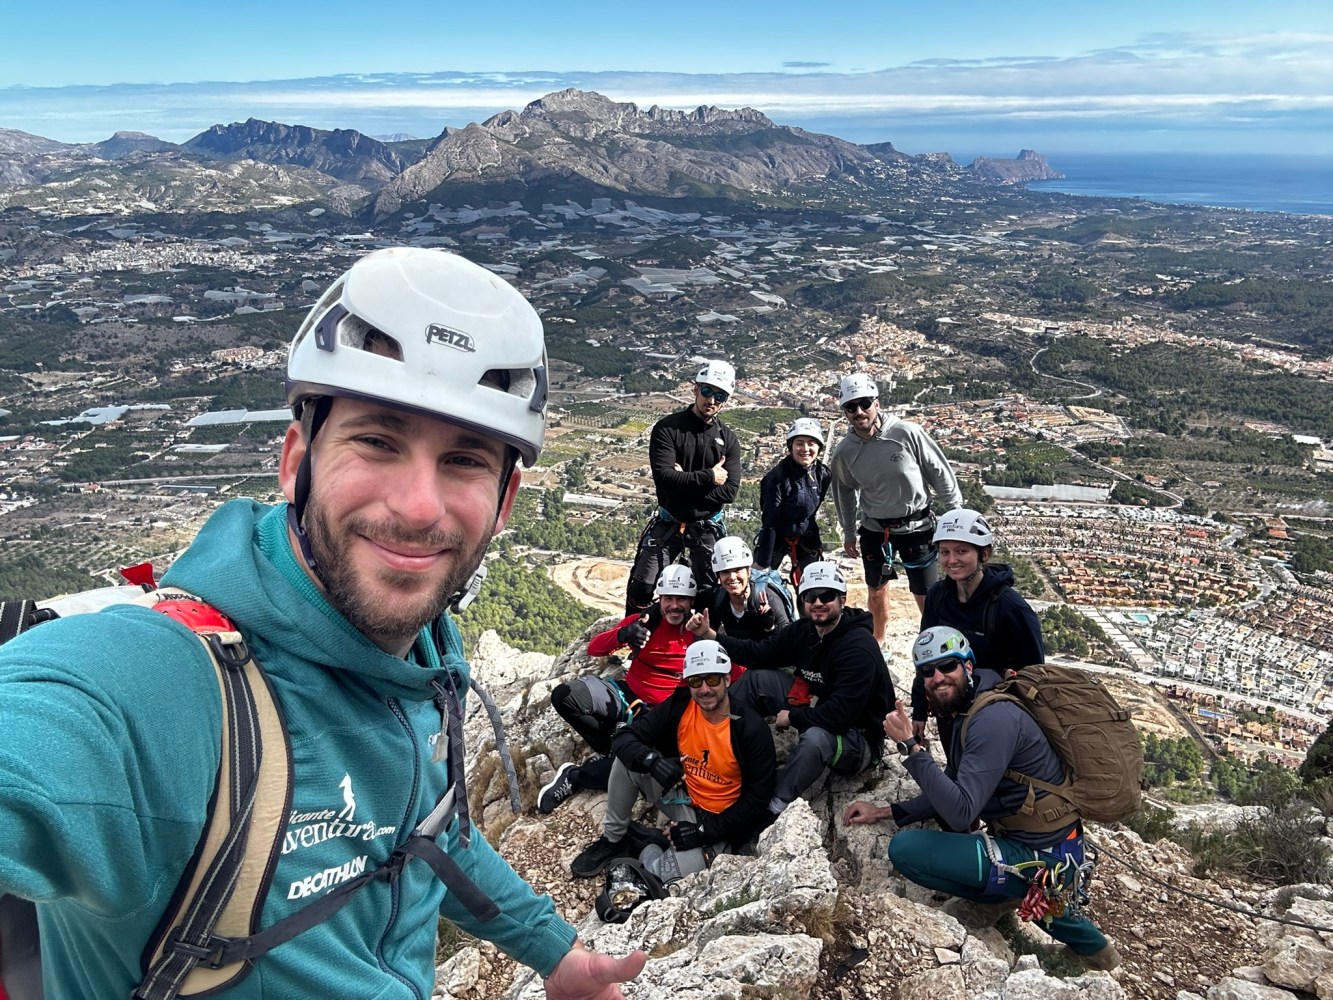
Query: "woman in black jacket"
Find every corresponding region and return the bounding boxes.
[754,417,830,587]
[912,508,1045,743]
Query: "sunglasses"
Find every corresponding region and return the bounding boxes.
[687,673,726,688]
[916,659,965,678]
[800,588,841,605]
[842,397,875,413]
[698,384,730,403]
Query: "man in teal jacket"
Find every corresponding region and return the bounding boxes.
[0,248,644,999]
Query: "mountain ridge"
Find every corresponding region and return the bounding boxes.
[0,90,1061,218]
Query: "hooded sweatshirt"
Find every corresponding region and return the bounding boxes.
[912,563,1046,721]
[0,500,575,999]
[713,608,894,746]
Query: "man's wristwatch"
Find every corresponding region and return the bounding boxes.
[896,736,922,756]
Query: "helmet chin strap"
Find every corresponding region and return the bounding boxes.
[289,397,334,576]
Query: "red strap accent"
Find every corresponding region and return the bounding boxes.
[119,561,157,588]
[153,598,236,634]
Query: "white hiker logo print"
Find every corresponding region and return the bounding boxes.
[338,773,356,821]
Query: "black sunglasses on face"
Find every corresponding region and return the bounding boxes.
[842,397,875,413]
[687,673,726,688]
[800,588,841,605]
[698,384,729,403]
[916,659,965,678]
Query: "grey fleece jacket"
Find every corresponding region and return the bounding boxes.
[830,414,961,541]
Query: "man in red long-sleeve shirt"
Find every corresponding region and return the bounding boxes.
[542,565,732,814]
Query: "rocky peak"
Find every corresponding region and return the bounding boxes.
[182,118,410,189]
[968,149,1063,185]
[89,131,177,159]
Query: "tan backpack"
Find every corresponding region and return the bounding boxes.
[960,663,1143,834]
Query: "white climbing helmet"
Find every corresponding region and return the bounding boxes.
[932,509,994,548]
[786,417,824,448]
[655,565,698,597]
[796,561,847,596]
[838,373,878,407]
[711,536,753,573]
[286,247,548,466]
[694,359,736,394]
[683,640,732,679]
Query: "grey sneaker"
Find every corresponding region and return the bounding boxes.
[538,762,578,815]
[571,835,627,878]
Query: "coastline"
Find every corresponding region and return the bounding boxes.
[1027,151,1333,216]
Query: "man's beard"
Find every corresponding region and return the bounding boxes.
[303,490,490,650]
[926,675,971,716]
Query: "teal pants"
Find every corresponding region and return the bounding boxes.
[888,828,1108,955]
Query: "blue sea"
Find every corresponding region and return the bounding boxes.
[1026,153,1333,217]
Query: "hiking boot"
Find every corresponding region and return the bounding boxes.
[571,835,627,878]
[946,896,1020,929]
[1068,942,1122,972]
[538,762,578,815]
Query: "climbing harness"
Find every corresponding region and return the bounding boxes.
[980,830,1096,925]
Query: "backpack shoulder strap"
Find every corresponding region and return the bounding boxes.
[134,590,292,1000]
[958,686,1077,833]
[982,589,1001,638]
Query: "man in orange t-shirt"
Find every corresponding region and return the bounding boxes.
[570,641,776,883]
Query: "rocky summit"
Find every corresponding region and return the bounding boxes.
[369,88,889,219]
[445,625,1333,1000]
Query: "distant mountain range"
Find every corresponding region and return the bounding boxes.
[0,89,1062,218]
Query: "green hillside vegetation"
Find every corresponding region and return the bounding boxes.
[0,548,101,596]
[1041,336,1333,436]
[1162,278,1333,352]
[453,555,599,655]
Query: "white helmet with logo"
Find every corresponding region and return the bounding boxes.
[932,508,994,548]
[912,626,975,671]
[838,373,878,406]
[655,564,698,597]
[711,536,753,573]
[797,561,847,596]
[683,639,732,679]
[786,417,824,448]
[694,359,736,394]
[286,247,548,467]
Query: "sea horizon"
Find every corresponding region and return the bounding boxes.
[1023,151,1333,217]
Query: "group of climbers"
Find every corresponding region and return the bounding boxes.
[538,360,1123,971]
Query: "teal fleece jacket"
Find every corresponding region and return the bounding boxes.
[0,500,575,998]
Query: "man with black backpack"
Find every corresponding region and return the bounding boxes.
[843,627,1121,972]
[0,249,644,999]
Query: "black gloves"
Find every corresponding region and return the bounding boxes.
[651,755,684,789]
[617,616,650,649]
[668,821,704,851]
[634,750,684,789]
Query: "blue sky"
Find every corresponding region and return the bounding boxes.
[4,0,1333,157]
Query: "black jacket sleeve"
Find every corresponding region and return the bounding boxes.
[702,424,741,508]
[611,689,688,769]
[714,623,800,672]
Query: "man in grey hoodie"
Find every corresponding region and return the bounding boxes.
[829,372,962,641]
